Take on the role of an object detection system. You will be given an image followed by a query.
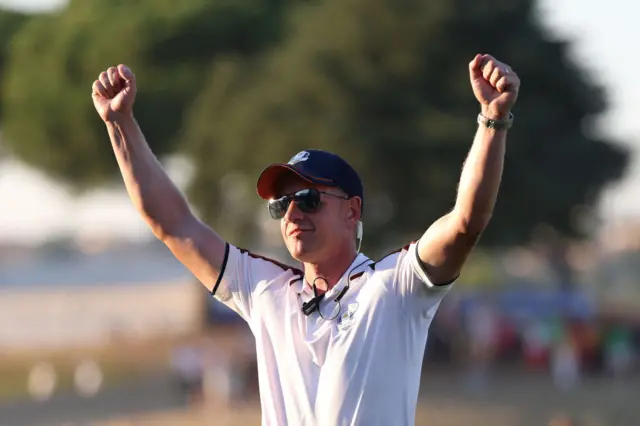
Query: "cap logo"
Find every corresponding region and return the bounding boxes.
[288,151,310,165]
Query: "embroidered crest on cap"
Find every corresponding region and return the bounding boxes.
[289,151,310,165]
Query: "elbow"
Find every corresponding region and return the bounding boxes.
[454,210,493,236]
[144,210,195,243]
[135,198,193,242]
[149,221,170,242]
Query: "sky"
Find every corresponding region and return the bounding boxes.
[0,0,638,244]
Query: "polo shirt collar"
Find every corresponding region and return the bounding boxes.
[293,253,371,296]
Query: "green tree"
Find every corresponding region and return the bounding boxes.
[2,0,629,262]
[182,0,628,257]
[1,0,296,188]
[0,8,30,122]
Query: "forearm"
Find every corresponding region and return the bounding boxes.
[416,55,518,283]
[453,115,507,232]
[106,115,191,237]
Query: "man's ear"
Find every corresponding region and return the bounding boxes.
[348,196,362,222]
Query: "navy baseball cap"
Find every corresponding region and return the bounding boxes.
[256,149,364,209]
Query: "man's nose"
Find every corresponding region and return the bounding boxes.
[283,200,304,222]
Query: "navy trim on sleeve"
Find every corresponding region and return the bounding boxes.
[211,242,230,296]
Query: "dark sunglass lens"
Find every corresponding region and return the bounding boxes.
[268,198,289,219]
[295,189,321,213]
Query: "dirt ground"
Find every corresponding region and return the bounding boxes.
[6,331,636,426]
[98,369,640,426]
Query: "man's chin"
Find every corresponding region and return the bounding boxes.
[289,250,313,263]
[287,242,318,263]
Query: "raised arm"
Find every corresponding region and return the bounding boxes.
[92,65,227,292]
[417,54,521,285]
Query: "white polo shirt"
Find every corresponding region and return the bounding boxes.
[213,241,453,426]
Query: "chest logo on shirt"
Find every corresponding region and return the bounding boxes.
[337,302,359,331]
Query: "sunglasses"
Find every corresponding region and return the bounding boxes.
[267,188,349,220]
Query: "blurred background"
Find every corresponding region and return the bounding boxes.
[0,0,638,425]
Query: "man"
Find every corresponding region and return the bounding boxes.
[92,53,520,426]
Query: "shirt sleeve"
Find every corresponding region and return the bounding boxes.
[374,241,454,315]
[211,243,298,323]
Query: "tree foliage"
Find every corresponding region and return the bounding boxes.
[0,0,629,257]
[0,8,29,122]
[1,0,296,188]
[181,0,628,255]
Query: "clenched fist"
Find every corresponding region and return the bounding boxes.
[92,65,137,123]
[469,54,520,120]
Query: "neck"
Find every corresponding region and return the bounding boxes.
[304,245,358,294]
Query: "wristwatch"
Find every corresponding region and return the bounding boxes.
[477,112,514,130]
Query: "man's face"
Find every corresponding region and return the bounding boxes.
[275,176,360,263]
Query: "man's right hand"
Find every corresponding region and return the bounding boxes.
[92,65,137,123]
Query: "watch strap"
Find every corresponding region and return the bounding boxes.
[477,112,514,130]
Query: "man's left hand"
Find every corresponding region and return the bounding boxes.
[469,54,521,120]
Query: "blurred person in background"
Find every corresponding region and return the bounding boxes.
[91,53,520,426]
[604,322,635,378]
[550,332,581,391]
[465,299,499,390]
[170,341,205,405]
